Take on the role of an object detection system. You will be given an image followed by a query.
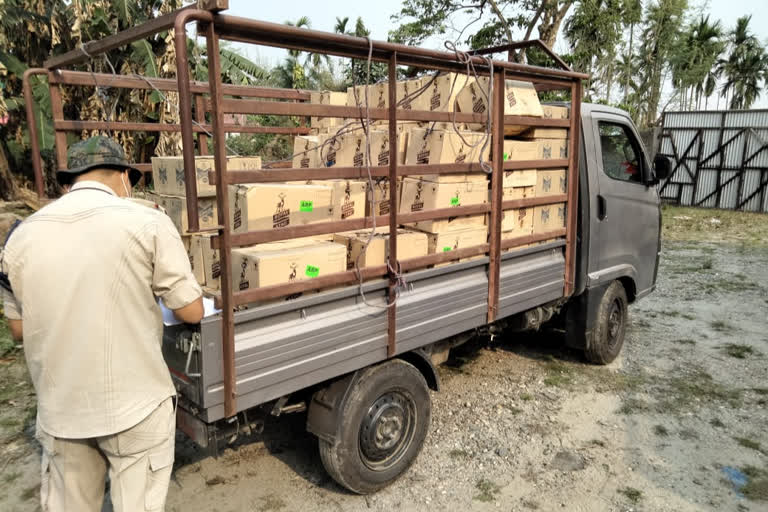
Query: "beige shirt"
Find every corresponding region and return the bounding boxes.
[1,181,202,439]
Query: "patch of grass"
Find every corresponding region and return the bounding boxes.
[653,424,669,436]
[681,313,697,320]
[734,437,762,452]
[701,258,714,270]
[0,317,17,357]
[448,449,470,460]
[660,310,681,318]
[618,398,649,415]
[543,357,575,388]
[710,418,726,428]
[661,205,768,245]
[720,343,759,359]
[741,466,768,501]
[632,318,652,329]
[520,393,533,401]
[679,428,700,440]
[702,277,763,295]
[589,439,606,447]
[672,338,696,345]
[474,478,501,502]
[3,471,21,484]
[710,320,731,332]
[501,404,523,415]
[753,388,768,396]
[618,486,643,504]
[652,368,742,415]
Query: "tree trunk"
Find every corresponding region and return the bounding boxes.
[0,143,19,202]
[538,0,575,49]
[624,22,634,104]
[519,1,547,63]
[605,60,614,103]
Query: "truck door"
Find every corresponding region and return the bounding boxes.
[589,112,660,297]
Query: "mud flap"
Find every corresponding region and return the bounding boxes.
[565,282,610,350]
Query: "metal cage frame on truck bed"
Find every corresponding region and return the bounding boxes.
[23,1,585,419]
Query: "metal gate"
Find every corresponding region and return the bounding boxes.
[658,110,768,212]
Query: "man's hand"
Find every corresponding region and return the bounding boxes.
[8,319,22,341]
[172,297,204,324]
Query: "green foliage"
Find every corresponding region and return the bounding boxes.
[334,17,388,88]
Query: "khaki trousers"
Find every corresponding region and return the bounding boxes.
[36,398,175,512]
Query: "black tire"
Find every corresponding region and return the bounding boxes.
[584,281,628,365]
[318,359,431,494]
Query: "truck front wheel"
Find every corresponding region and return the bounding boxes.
[318,359,431,494]
[584,280,628,365]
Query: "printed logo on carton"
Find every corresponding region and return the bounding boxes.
[517,208,528,228]
[233,191,242,230]
[288,262,298,281]
[175,167,184,187]
[273,193,290,228]
[377,89,386,109]
[402,82,413,110]
[300,139,311,168]
[559,176,567,193]
[158,165,168,184]
[377,138,389,166]
[506,88,517,108]
[326,137,339,167]
[430,81,441,111]
[411,180,424,212]
[542,143,552,159]
[238,257,249,290]
[378,181,390,215]
[200,203,214,222]
[543,176,552,193]
[416,133,431,164]
[195,164,209,184]
[455,144,467,164]
[341,181,355,219]
[470,83,486,114]
[541,208,550,223]
[558,205,566,222]
[353,138,364,167]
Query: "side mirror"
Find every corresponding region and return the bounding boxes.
[653,154,672,181]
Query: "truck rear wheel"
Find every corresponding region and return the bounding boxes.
[584,280,628,365]
[318,359,431,494]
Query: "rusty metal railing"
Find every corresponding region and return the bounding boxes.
[25,3,585,418]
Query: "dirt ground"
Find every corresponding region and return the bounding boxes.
[1,205,767,512]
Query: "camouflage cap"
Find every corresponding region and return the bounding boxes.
[57,135,142,186]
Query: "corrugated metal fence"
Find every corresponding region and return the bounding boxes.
[658,110,768,212]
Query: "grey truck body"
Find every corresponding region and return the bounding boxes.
[164,103,662,425]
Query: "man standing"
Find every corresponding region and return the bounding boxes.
[1,136,204,511]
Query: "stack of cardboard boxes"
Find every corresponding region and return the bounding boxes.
[145,75,569,305]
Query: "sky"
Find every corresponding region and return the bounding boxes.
[214,0,768,109]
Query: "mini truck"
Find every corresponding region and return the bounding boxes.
[25,3,672,495]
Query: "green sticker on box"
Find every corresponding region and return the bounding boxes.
[443,246,452,252]
[450,196,460,206]
[503,152,509,161]
[300,200,313,212]
[305,265,319,278]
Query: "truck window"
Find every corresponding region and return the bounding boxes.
[598,122,643,183]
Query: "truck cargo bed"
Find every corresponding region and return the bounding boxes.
[165,240,565,422]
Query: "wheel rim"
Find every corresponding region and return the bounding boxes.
[359,390,417,471]
[606,298,624,349]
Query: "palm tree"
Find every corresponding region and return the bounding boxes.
[718,15,768,109]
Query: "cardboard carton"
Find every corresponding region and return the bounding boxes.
[523,127,569,140]
[367,178,401,217]
[315,179,367,221]
[533,203,567,234]
[347,85,388,109]
[149,193,219,234]
[503,169,537,188]
[231,240,346,291]
[395,78,425,110]
[333,229,429,269]
[292,135,321,169]
[228,183,334,233]
[538,139,569,159]
[535,169,567,197]
[320,131,367,167]
[310,91,347,130]
[499,186,534,234]
[404,128,491,176]
[424,226,487,264]
[399,176,487,233]
[413,72,464,112]
[182,234,206,285]
[457,78,543,119]
[542,105,569,119]
[199,233,221,290]
[151,156,262,197]
[502,140,539,162]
